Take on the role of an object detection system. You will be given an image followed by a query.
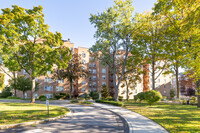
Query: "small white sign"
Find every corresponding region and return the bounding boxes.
[46,100,49,106]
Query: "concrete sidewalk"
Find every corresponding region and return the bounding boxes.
[93,103,169,133]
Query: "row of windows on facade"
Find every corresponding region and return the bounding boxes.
[148,78,168,83]
[89,75,106,80]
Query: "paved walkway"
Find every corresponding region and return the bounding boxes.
[93,103,169,133]
[0,101,126,133]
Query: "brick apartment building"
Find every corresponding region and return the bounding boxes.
[16,40,109,99]
[15,40,172,99]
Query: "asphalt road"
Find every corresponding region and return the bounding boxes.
[0,103,126,133]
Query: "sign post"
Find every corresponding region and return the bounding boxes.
[46,100,49,117]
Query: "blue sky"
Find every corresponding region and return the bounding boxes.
[0,0,157,48]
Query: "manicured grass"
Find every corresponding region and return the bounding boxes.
[124,101,200,133]
[0,102,69,125]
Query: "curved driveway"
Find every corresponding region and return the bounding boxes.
[0,102,126,133]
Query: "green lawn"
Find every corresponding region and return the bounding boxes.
[0,102,69,125]
[124,101,200,133]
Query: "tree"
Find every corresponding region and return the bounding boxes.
[137,12,168,91]
[153,0,200,106]
[9,76,34,99]
[101,85,110,99]
[0,73,4,91]
[90,0,142,101]
[54,53,88,99]
[0,5,71,103]
[120,59,142,101]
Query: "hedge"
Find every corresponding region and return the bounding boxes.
[95,99,123,106]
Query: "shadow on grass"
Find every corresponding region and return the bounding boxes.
[124,101,200,133]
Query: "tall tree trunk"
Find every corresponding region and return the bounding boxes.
[175,64,180,99]
[70,79,72,99]
[23,91,25,99]
[196,79,200,108]
[125,79,129,101]
[13,72,17,97]
[152,55,155,90]
[31,77,35,103]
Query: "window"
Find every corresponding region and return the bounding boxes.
[44,77,53,83]
[89,63,92,67]
[56,86,64,91]
[102,75,106,80]
[89,83,92,87]
[89,69,91,73]
[89,56,92,60]
[47,71,51,75]
[93,88,97,91]
[164,91,166,94]
[93,76,96,80]
[82,75,86,79]
[89,88,92,92]
[93,63,96,67]
[102,68,106,73]
[89,76,92,80]
[44,94,53,99]
[23,69,27,75]
[93,69,96,74]
[56,78,64,83]
[70,48,73,52]
[93,82,96,87]
[35,93,37,99]
[102,82,106,85]
[82,88,86,92]
[82,53,86,58]
[82,59,86,64]
[164,85,166,89]
[44,86,53,91]
[82,66,86,70]
[82,81,86,85]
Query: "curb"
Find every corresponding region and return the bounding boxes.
[91,104,130,133]
[0,111,72,130]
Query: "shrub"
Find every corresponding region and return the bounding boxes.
[0,87,12,98]
[7,96,21,99]
[39,95,46,100]
[55,95,63,100]
[118,96,123,101]
[170,89,175,99]
[162,96,167,101]
[186,88,196,96]
[79,100,93,104]
[40,98,46,101]
[89,91,99,100]
[189,100,197,105]
[137,92,145,102]
[145,90,163,105]
[191,96,197,101]
[95,99,123,106]
[134,95,138,102]
[83,93,89,99]
[105,96,115,101]
[101,85,110,99]
[70,100,79,103]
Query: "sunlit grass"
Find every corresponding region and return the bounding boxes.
[0,102,69,125]
[124,101,200,133]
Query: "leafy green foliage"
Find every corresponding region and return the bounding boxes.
[54,53,88,99]
[101,85,110,99]
[89,91,99,100]
[0,5,71,103]
[70,100,79,103]
[136,92,146,102]
[144,90,163,105]
[170,89,175,99]
[0,73,4,91]
[95,99,123,107]
[0,87,12,98]
[39,95,46,101]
